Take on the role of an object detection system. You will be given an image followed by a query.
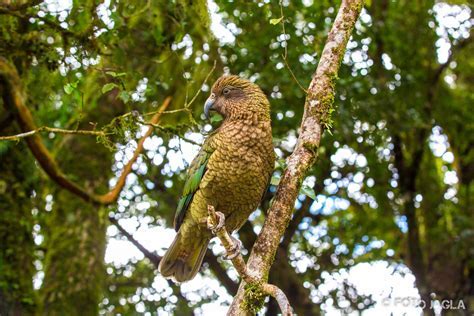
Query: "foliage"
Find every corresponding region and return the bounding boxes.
[0,0,472,315]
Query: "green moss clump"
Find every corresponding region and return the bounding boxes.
[243,282,266,314]
[319,74,338,133]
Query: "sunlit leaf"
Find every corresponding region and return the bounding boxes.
[270,17,283,25]
[64,84,74,95]
[106,71,127,77]
[102,83,117,94]
[270,174,281,186]
[210,113,223,123]
[64,81,78,95]
[300,185,316,200]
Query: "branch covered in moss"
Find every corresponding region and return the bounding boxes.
[228,0,363,314]
[207,205,293,316]
[0,56,171,205]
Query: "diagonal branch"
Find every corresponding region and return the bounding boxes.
[0,56,171,205]
[109,216,162,267]
[108,217,195,312]
[98,99,170,204]
[227,0,363,314]
[431,30,473,86]
[204,253,239,295]
[111,213,240,297]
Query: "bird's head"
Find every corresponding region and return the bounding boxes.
[204,75,270,122]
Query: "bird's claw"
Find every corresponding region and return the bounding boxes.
[207,211,225,234]
[223,236,242,260]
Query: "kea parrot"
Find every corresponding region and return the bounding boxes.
[159,75,275,282]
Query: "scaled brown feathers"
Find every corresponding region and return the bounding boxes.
[159,75,275,282]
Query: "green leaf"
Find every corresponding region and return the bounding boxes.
[106,71,127,77]
[270,174,281,186]
[102,83,117,94]
[64,83,74,95]
[275,158,286,170]
[64,81,78,95]
[118,91,130,103]
[270,17,283,25]
[300,185,316,200]
[210,113,223,123]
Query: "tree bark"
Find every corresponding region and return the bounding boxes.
[39,85,126,315]
[228,1,363,314]
[0,139,37,316]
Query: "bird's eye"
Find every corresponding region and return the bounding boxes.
[223,87,230,95]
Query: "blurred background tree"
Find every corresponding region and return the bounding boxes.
[0,0,472,315]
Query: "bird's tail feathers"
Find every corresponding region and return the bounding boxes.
[159,231,209,282]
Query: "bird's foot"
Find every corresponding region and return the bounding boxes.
[207,210,225,234]
[223,236,242,260]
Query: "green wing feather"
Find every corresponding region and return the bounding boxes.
[173,148,211,231]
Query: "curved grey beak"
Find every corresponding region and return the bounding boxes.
[204,97,215,120]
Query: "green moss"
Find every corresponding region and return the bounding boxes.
[319,74,338,133]
[40,196,107,315]
[243,282,266,314]
[353,0,364,14]
[40,104,113,315]
[98,113,141,151]
[0,140,37,315]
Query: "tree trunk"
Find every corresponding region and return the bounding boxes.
[39,89,123,314]
[40,194,107,315]
[0,140,36,315]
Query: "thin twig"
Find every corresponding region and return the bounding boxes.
[186,60,217,109]
[282,55,308,94]
[0,126,106,141]
[278,2,307,94]
[139,121,202,146]
[207,205,294,316]
[135,61,216,129]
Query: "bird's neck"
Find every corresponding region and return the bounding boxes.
[224,109,270,126]
[220,116,271,133]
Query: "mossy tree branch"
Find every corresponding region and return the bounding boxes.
[0,57,171,205]
[227,0,364,314]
